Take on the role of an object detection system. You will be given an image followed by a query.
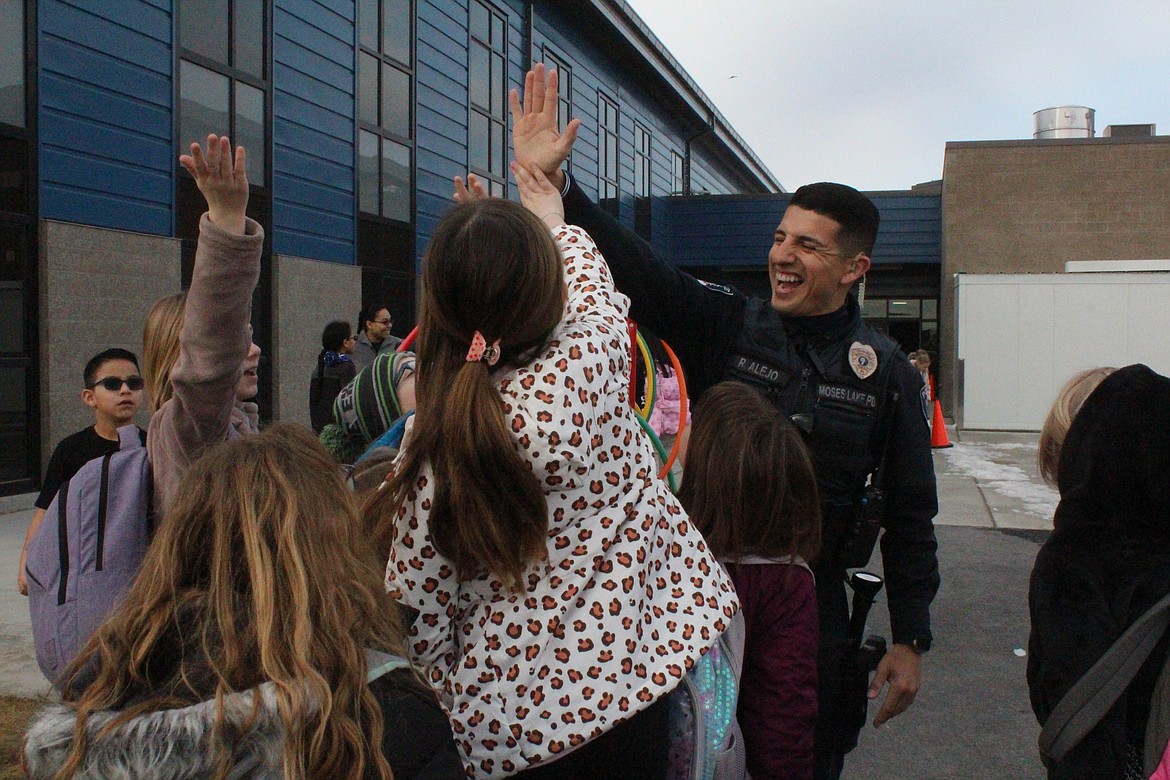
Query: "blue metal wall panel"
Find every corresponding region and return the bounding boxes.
[414,0,475,263]
[272,0,357,265]
[39,0,174,235]
[657,193,942,269]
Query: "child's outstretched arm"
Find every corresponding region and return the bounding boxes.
[510,160,564,229]
[150,135,262,513]
[452,173,487,204]
[179,134,248,234]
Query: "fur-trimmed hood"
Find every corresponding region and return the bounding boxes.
[24,681,294,779]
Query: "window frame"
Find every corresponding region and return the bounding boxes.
[467,0,509,197]
[670,150,685,195]
[176,0,272,188]
[541,46,573,173]
[598,91,619,215]
[358,0,416,225]
[0,0,40,492]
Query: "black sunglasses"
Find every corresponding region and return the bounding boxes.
[90,376,145,392]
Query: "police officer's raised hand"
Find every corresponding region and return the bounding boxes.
[868,643,922,727]
[180,134,248,235]
[510,63,580,192]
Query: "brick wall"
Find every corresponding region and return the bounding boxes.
[940,136,1170,415]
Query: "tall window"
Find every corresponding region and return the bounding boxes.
[598,93,619,215]
[542,47,572,172]
[670,150,685,195]
[0,0,35,490]
[358,0,413,223]
[178,1,272,413]
[633,122,651,238]
[0,0,24,129]
[358,0,418,341]
[469,1,507,197]
[178,0,267,184]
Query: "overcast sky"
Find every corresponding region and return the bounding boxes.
[623,0,1170,191]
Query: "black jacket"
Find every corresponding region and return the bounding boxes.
[1028,364,1170,779]
[561,176,939,648]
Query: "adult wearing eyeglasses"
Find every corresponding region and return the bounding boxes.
[513,64,939,780]
[353,304,402,371]
[17,348,147,595]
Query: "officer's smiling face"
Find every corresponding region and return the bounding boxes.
[768,205,869,318]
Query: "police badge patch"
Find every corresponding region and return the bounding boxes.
[849,342,878,379]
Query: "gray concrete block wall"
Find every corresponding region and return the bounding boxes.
[39,220,181,474]
[271,253,362,427]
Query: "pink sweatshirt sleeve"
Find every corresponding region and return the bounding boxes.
[148,212,263,514]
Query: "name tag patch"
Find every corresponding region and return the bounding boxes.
[731,355,785,385]
[816,383,877,410]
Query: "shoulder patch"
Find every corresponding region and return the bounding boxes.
[697,279,733,295]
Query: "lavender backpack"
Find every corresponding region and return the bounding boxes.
[25,425,153,683]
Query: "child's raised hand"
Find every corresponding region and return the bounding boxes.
[453,174,488,204]
[179,134,248,235]
[510,161,563,229]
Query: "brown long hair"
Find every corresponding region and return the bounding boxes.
[678,382,821,564]
[55,424,404,780]
[367,199,565,588]
[143,291,186,413]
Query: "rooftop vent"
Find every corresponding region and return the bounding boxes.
[1103,124,1156,138]
[1033,106,1094,139]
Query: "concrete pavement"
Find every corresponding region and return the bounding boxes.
[0,425,1057,776]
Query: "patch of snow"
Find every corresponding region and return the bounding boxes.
[942,443,1058,518]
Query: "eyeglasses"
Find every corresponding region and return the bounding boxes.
[373,319,393,327]
[90,376,145,392]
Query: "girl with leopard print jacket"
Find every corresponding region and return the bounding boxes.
[369,164,738,778]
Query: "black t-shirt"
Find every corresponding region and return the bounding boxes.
[35,426,147,509]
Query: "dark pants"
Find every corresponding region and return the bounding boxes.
[813,566,858,780]
[514,693,670,780]
[814,751,846,780]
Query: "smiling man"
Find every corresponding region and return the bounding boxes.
[512,64,940,780]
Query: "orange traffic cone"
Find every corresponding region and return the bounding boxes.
[931,398,952,449]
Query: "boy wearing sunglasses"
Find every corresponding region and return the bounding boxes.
[17,348,147,595]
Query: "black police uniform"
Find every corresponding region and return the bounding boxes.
[560,174,940,773]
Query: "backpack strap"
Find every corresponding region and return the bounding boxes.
[1040,590,1170,763]
[365,648,411,682]
[117,425,144,450]
[1145,653,1170,775]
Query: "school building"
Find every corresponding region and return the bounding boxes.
[0,0,784,496]
[11,3,1159,499]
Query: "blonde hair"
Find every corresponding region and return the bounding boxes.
[56,424,403,780]
[1038,367,1116,486]
[142,292,186,413]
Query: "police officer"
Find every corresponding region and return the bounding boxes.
[510,64,940,780]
